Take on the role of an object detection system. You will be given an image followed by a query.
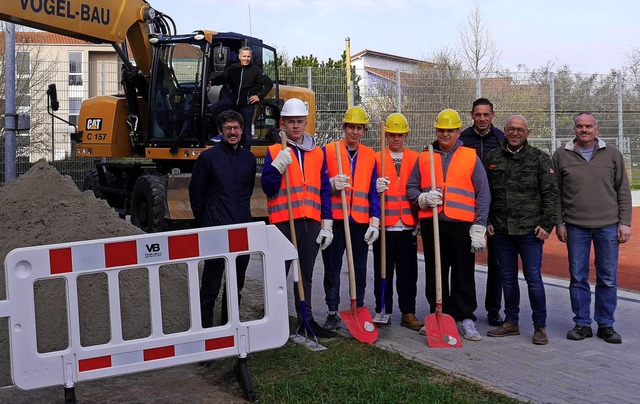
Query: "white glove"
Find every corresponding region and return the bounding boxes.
[376,177,390,194]
[271,148,292,174]
[470,224,487,254]
[417,190,443,209]
[364,217,380,245]
[412,225,420,237]
[316,219,334,250]
[330,174,351,192]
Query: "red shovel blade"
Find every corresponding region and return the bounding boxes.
[340,304,378,345]
[424,311,463,348]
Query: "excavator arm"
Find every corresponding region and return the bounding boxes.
[0,0,166,75]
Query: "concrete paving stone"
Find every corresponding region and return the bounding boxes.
[277,250,640,404]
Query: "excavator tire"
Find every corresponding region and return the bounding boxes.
[130,175,170,233]
[83,169,102,198]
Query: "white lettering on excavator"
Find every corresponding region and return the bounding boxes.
[20,0,111,25]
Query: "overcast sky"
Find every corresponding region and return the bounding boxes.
[162,0,640,74]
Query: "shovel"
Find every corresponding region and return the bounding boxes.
[424,144,462,348]
[373,122,390,325]
[281,132,326,351]
[335,142,378,344]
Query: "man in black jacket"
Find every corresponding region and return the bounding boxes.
[210,46,273,148]
[189,110,257,327]
[460,97,505,327]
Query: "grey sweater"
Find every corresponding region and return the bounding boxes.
[552,138,632,228]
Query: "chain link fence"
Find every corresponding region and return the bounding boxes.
[2,62,640,187]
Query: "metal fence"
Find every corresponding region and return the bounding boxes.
[2,62,640,187]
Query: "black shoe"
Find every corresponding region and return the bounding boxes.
[566,325,593,341]
[322,312,341,332]
[597,327,622,344]
[487,311,504,327]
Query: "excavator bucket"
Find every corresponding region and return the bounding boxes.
[166,174,194,220]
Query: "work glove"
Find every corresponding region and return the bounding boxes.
[417,190,443,209]
[376,177,390,194]
[271,148,292,174]
[329,174,351,192]
[315,219,334,250]
[364,217,380,245]
[470,224,487,254]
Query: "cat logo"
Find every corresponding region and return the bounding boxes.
[86,118,103,130]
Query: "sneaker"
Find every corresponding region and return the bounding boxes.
[597,327,622,344]
[566,325,593,341]
[460,319,481,341]
[532,326,548,345]
[401,313,424,331]
[487,311,504,326]
[322,312,341,332]
[487,321,520,337]
[419,326,426,336]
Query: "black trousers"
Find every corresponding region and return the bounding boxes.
[485,235,503,314]
[420,219,477,322]
[372,229,418,314]
[276,219,321,323]
[200,254,250,328]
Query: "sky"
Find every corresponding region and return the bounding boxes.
[160,0,640,74]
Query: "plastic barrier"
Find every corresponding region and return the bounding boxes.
[0,221,296,391]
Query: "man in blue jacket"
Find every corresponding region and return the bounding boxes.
[460,97,505,327]
[189,110,257,328]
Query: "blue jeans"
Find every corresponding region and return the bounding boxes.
[566,224,619,327]
[494,233,546,327]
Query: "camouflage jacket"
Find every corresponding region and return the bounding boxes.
[483,140,559,235]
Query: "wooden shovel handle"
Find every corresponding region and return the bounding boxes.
[379,122,386,280]
[281,132,305,301]
[428,144,443,305]
[336,142,357,301]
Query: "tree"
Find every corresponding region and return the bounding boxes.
[457,4,501,74]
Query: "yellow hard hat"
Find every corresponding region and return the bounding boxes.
[385,113,410,134]
[343,106,369,125]
[434,109,463,129]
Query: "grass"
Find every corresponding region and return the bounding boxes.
[240,337,521,403]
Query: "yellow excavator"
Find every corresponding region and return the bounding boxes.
[0,1,316,232]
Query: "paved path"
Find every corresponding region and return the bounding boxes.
[285,251,640,404]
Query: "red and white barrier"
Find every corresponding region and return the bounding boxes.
[0,222,296,391]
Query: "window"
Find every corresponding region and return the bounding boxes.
[16,52,31,108]
[69,97,82,127]
[69,52,83,86]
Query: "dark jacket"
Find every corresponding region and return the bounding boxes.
[211,62,273,107]
[460,125,505,161]
[189,141,257,227]
[484,140,559,235]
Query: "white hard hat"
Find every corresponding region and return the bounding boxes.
[281,98,308,117]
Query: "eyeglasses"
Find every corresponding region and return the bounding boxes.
[222,125,242,132]
[505,127,527,134]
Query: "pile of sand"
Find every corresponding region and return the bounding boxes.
[0,161,192,385]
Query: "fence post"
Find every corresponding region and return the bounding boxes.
[550,73,556,150]
[307,66,312,91]
[4,23,17,183]
[396,69,402,112]
[618,73,624,153]
[476,70,481,99]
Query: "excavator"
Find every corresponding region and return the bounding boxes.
[0,0,316,232]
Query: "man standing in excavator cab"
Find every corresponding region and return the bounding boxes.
[209,46,273,148]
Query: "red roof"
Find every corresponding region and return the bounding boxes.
[0,31,106,45]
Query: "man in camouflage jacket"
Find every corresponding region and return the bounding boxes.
[483,115,559,345]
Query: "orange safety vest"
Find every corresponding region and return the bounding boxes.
[417,146,477,222]
[376,148,419,227]
[325,140,376,224]
[266,144,323,223]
